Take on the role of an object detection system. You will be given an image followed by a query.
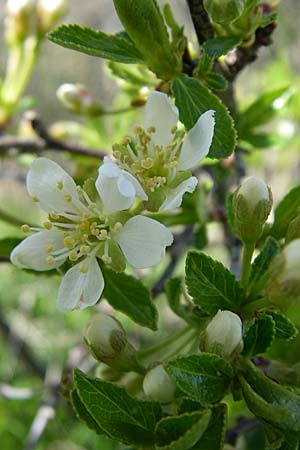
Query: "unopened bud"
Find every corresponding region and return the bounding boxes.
[204,0,245,24]
[56,83,102,116]
[84,313,143,373]
[232,176,272,244]
[267,239,300,308]
[203,310,243,358]
[143,364,176,403]
[37,0,67,34]
[5,0,34,43]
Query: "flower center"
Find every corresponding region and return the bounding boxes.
[112,125,185,193]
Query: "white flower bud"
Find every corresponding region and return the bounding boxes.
[56,83,102,116]
[232,176,273,244]
[5,0,34,43]
[143,364,176,403]
[204,310,243,358]
[37,0,67,34]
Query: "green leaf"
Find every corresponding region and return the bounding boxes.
[166,354,234,405]
[238,86,291,133]
[177,398,205,414]
[264,311,298,341]
[242,315,276,357]
[271,185,300,239]
[172,76,237,159]
[49,24,144,64]
[0,237,22,258]
[240,132,284,149]
[239,360,300,431]
[71,389,105,435]
[74,369,162,446]
[165,278,199,325]
[102,267,158,330]
[191,404,227,450]
[185,251,244,315]
[155,410,211,450]
[249,237,279,286]
[203,36,241,58]
[204,72,228,91]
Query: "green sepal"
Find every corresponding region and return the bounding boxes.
[172,76,237,159]
[113,0,181,79]
[48,24,144,64]
[242,315,276,357]
[155,410,211,450]
[73,369,162,446]
[102,267,158,330]
[185,251,244,315]
[165,354,234,405]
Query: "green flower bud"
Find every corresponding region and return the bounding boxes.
[113,0,181,79]
[56,83,102,116]
[37,0,67,34]
[267,239,300,308]
[204,0,245,24]
[203,310,243,358]
[5,0,35,44]
[84,313,143,373]
[232,176,272,245]
[143,364,176,403]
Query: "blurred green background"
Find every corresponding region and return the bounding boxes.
[0,1,300,449]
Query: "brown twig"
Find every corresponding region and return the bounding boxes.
[186,0,214,45]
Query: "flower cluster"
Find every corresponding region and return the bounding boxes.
[11,92,215,312]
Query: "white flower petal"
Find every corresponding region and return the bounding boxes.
[10,230,65,271]
[159,176,198,211]
[144,92,178,147]
[178,110,215,170]
[115,215,173,269]
[27,157,79,214]
[96,159,147,213]
[56,257,104,311]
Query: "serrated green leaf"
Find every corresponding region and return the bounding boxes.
[155,410,211,450]
[74,369,162,446]
[271,185,300,239]
[239,359,300,431]
[0,237,22,258]
[172,76,237,159]
[204,72,228,91]
[265,311,298,341]
[203,36,241,58]
[248,237,279,297]
[71,389,105,436]
[242,315,276,357]
[102,267,158,330]
[260,420,284,450]
[191,404,227,450]
[178,398,205,415]
[49,24,144,64]
[185,251,244,315]
[108,61,156,87]
[166,354,234,405]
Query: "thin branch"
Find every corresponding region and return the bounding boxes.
[186,0,214,45]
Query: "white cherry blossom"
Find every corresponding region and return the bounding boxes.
[11,158,173,311]
[112,91,215,211]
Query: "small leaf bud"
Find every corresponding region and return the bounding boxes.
[232,176,273,245]
[267,239,300,308]
[204,0,245,24]
[143,364,176,403]
[56,83,102,116]
[5,0,35,44]
[203,310,243,358]
[36,0,67,35]
[84,313,143,373]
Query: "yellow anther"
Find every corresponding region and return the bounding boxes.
[142,135,151,144]
[49,212,59,220]
[82,233,89,241]
[147,126,156,133]
[171,125,177,134]
[46,256,55,266]
[64,236,75,248]
[123,137,131,145]
[123,155,130,164]
[43,221,53,230]
[56,180,63,190]
[79,263,89,273]
[80,245,90,255]
[88,203,96,210]
[113,150,121,159]
[21,224,30,233]
[134,126,143,135]
[99,213,107,221]
[114,222,123,232]
[91,228,100,236]
[64,193,72,202]
[76,186,83,195]
[179,131,185,139]
[141,158,154,169]
[99,229,108,240]
[136,145,144,152]
[45,245,54,253]
[31,195,39,203]
[69,251,78,262]
[102,255,112,264]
